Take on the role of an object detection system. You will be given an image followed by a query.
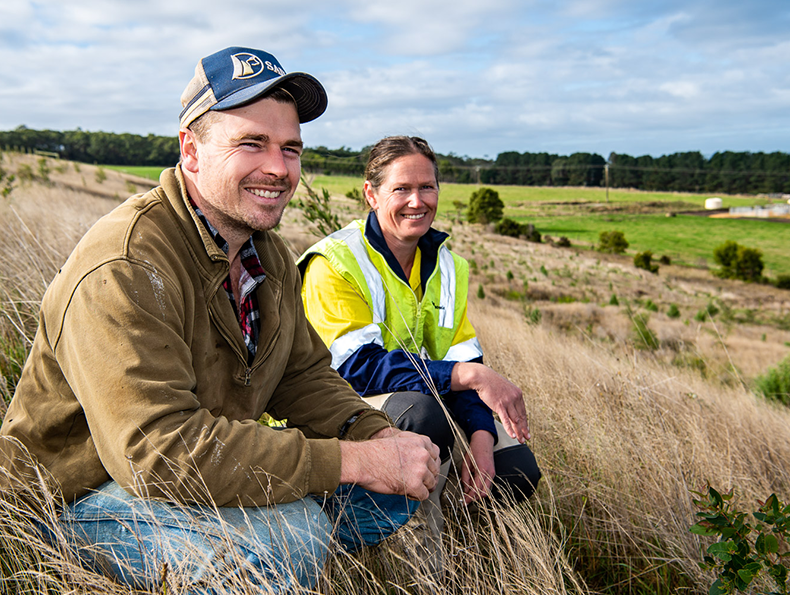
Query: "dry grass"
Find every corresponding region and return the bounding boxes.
[470,300,790,592]
[2,154,790,593]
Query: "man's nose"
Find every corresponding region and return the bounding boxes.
[260,146,289,178]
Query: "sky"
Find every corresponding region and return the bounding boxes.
[0,0,788,160]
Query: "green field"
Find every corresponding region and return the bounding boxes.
[105,169,789,276]
[104,165,170,181]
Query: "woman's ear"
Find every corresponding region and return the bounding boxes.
[363,180,377,210]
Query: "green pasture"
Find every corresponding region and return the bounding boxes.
[104,165,169,181]
[527,213,787,276]
[310,174,788,277]
[105,170,788,276]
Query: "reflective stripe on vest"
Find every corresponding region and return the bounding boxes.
[330,322,384,369]
[445,337,483,362]
[338,228,457,331]
[331,227,387,324]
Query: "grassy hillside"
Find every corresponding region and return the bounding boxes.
[2,152,790,594]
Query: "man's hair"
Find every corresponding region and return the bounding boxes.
[188,87,298,142]
[364,136,439,191]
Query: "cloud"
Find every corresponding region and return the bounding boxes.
[0,0,787,158]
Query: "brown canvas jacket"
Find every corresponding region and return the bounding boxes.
[0,166,389,506]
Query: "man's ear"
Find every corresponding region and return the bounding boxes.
[363,180,377,210]
[179,129,199,173]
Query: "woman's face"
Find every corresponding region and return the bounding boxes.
[364,153,438,248]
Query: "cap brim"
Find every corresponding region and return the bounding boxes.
[212,72,327,123]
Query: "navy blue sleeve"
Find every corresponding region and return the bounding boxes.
[444,389,498,443]
[338,344,497,441]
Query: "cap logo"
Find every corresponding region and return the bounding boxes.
[231,53,265,80]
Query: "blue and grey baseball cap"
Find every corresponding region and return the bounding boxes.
[179,47,327,129]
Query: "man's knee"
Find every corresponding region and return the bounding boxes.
[491,444,542,504]
[381,391,454,461]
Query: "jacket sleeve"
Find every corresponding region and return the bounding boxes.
[54,258,388,507]
[303,255,497,440]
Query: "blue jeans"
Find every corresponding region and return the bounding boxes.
[59,481,418,594]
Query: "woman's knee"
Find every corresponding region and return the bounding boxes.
[381,391,455,461]
[491,444,542,504]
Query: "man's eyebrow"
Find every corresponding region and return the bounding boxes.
[231,133,303,149]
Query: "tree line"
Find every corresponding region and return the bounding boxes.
[3,126,789,194]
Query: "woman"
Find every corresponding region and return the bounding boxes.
[297,136,540,563]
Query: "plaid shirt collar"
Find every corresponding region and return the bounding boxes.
[188,197,266,364]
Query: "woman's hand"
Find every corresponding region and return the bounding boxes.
[461,430,496,504]
[451,362,531,444]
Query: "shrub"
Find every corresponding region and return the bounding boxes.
[95,167,107,184]
[467,187,504,224]
[345,187,364,205]
[477,284,485,299]
[523,223,541,243]
[754,355,790,406]
[659,255,672,265]
[774,275,790,290]
[525,305,542,325]
[495,217,524,238]
[0,165,15,198]
[506,270,514,281]
[695,303,719,322]
[667,304,681,318]
[634,251,659,274]
[631,312,659,350]
[296,176,341,237]
[691,485,790,595]
[608,294,619,306]
[645,299,659,312]
[713,241,764,283]
[17,163,34,183]
[540,265,548,276]
[598,230,629,254]
[556,236,571,248]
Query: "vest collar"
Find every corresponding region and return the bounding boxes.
[364,211,449,290]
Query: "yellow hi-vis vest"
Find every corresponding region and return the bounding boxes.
[297,220,483,370]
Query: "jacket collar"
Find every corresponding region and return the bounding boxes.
[364,210,448,289]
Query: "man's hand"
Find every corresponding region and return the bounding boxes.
[451,362,531,444]
[339,428,440,501]
[461,430,496,504]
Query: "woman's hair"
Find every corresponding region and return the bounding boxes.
[364,136,439,190]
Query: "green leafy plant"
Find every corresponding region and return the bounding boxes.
[451,200,467,222]
[467,187,504,224]
[774,275,790,290]
[690,485,790,595]
[525,305,542,325]
[597,230,629,254]
[608,294,619,306]
[345,187,364,205]
[713,241,765,283]
[495,217,525,238]
[95,167,107,184]
[296,175,341,238]
[644,299,659,312]
[753,355,790,406]
[667,304,681,319]
[0,165,15,198]
[634,250,659,274]
[630,311,659,350]
[476,284,486,299]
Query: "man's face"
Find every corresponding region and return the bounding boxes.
[181,98,303,241]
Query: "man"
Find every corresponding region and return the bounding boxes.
[0,47,440,593]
